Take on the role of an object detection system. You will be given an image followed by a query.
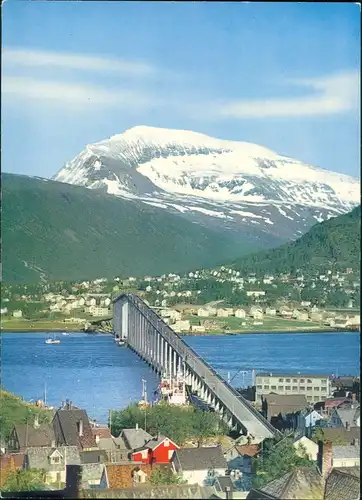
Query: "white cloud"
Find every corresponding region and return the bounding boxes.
[215,70,360,119]
[1,76,157,110]
[2,47,156,76]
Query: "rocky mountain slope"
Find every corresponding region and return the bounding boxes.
[53,126,360,245]
[2,173,257,283]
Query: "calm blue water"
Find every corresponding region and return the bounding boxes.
[1,331,359,424]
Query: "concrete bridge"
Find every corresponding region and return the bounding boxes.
[113,293,280,441]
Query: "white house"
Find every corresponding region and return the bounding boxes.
[246,291,266,297]
[234,309,246,319]
[12,310,23,318]
[249,307,263,320]
[1,307,8,315]
[171,447,227,487]
[173,320,191,332]
[265,307,276,316]
[217,309,230,318]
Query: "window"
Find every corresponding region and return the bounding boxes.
[271,385,277,390]
[300,379,305,383]
[307,379,312,383]
[286,379,291,383]
[278,386,284,391]
[257,385,262,389]
[315,387,319,391]
[264,385,270,390]
[285,386,291,391]
[300,387,305,391]
[293,379,298,383]
[321,379,327,384]
[164,438,169,447]
[52,456,60,464]
[278,378,284,382]
[307,396,312,401]
[321,388,326,392]
[307,387,313,391]
[314,396,320,401]
[292,386,298,391]
[56,473,61,482]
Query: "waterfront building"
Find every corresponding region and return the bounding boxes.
[255,372,332,403]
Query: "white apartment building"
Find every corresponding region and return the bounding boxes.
[255,372,332,404]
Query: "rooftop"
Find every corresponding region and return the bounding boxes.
[257,372,330,379]
[324,467,360,500]
[332,445,360,460]
[174,446,227,471]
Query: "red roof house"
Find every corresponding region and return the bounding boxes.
[131,436,179,464]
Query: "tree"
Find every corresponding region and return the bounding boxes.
[149,469,186,485]
[1,469,47,492]
[252,437,314,489]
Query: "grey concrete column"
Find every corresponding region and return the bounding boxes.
[173,350,177,377]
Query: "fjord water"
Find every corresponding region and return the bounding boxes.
[2,332,359,424]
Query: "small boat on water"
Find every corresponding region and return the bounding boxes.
[118,339,126,346]
[45,335,60,344]
[62,332,69,336]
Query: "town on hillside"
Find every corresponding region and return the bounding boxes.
[1,265,360,334]
[0,368,360,498]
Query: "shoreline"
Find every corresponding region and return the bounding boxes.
[1,327,358,335]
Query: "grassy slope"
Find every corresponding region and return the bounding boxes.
[2,174,256,283]
[0,390,53,440]
[230,205,361,274]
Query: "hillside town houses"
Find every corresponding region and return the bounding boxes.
[1,264,360,333]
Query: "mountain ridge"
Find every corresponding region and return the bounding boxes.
[53,125,359,246]
[2,173,258,283]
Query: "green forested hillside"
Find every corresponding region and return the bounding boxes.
[230,205,361,275]
[2,173,255,283]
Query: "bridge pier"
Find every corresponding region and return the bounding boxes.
[112,293,279,441]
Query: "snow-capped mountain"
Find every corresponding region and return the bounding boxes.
[53,126,360,247]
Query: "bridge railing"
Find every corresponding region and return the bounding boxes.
[121,293,278,436]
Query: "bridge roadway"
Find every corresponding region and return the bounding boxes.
[113,293,280,441]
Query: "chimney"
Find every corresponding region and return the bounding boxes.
[136,423,139,431]
[317,440,333,479]
[95,434,100,444]
[352,393,356,403]
[353,438,359,446]
[65,464,82,499]
[34,414,40,429]
[78,419,83,437]
[346,422,350,431]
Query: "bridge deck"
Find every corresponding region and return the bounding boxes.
[114,293,279,440]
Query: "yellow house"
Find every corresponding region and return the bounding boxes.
[293,436,319,461]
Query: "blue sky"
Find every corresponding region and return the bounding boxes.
[2,2,360,178]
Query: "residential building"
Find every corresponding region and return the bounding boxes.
[172,320,190,332]
[12,310,23,318]
[295,409,323,433]
[318,428,360,446]
[262,394,308,421]
[8,416,55,453]
[1,307,8,315]
[197,308,210,317]
[246,291,265,297]
[52,403,97,450]
[120,426,153,452]
[131,436,179,464]
[234,309,246,319]
[233,444,260,474]
[331,406,360,429]
[171,446,227,486]
[249,306,263,320]
[318,440,360,473]
[100,462,168,488]
[324,467,360,500]
[24,446,80,485]
[217,309,231,318]
[279,307,293,318]
[256,372,332,403]
[191,325,206,333]
[293,435,319,461]
[265,307,276,316]
[293,309,309,321]
[213,476,235,495]
[310,312,324,322]
[247,466,324,499]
